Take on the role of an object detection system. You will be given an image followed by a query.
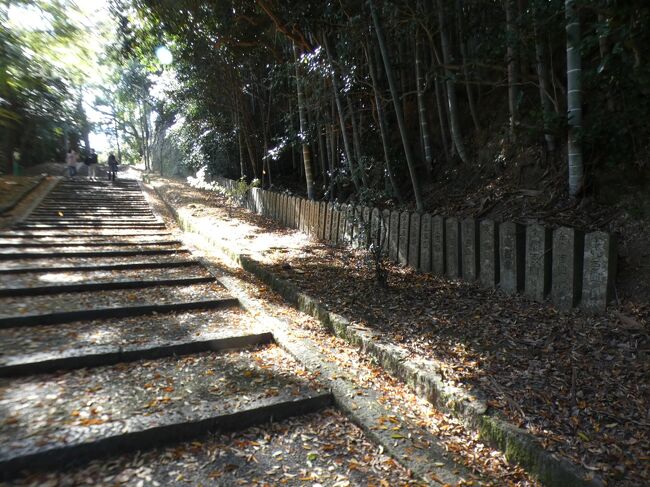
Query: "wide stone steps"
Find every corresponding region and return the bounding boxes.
[0,178,333,481]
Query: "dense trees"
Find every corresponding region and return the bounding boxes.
[124,0,648,205]
[0,0,92,171]
[4,1,649,207]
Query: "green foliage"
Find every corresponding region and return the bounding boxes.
[0,0,91,169]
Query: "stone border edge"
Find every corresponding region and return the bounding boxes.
[154,184,604,487]
[0,174,47,215]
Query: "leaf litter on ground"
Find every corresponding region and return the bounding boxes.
[152,179,649,486]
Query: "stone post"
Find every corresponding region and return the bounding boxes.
[282,195,288,225]
[499,222,525,293]
[309,201,317,236]
[290,197,297,228]
[299,198,307,232]
[370,208,381,248]
[345,205,354,245]
[479,219,499,287]
[551,227,584,309]
[381,209,390,256]
[445,217,461,278]
[337,204,347,245]
[353,205,363,248]
[525,224,552,301]
[461,218,479,281]
[398,210,410,266]
[409,212,421,269]
[270,193,278,220]
[581,231,616,312]
[419,213,432,273]
[291,197,298,229]
[316,201,322,237]
[324,203,333,242]
[361,206,371,248]
[279,195,286,226]
[431,215,446,275]
[389,210,400,262]
[330,206,340,244]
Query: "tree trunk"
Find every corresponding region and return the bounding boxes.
[347,96,367,187]
[370,0,424,211]
[434,76,452,164]
[534,12,555,153]
[566,0,584,197]
[365,45,403,203]
[329,95,338,200]
[113,116,122,163]
[293,42,316,200]
[415,31,433,178]
[318,119,327,188]
[505,0,520,137]
[238,125,246,179]
[323,35,361,192]
[289,99,297,172]
[597,9,615,112]
[437,0,470,165]
[456,0,480,132]
[241,120,259,180]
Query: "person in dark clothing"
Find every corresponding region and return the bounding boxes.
[86,149,99,179]
[107,153,118,181]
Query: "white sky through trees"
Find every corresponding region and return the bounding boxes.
[7,0,113,153]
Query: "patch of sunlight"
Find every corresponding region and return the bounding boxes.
[37,272,108,284]
[2,382,42,404]
[79,327,119,346]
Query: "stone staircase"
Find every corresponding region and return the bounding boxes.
[0,179,331,480]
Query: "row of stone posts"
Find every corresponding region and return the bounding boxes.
[229,182,616,312]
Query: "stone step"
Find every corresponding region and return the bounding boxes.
[12,409,415,486]
[0,240,181,248]
[0,247,187,260]
[22,218,162,224]
[0,308,259,371]
[14,224,168,230]
[43,196,147,200]
[38,203,150,209]
[0,231,173,238]
[0,348,330,480]
[34,204,150,208]
[30,211,154,215]
[0,262,205,287]
[0,275,215,298]
[0,333,274,377]
[0,296,238,328]
[40,199,151,209]
[0,259,200,274]
[0,281,235,327]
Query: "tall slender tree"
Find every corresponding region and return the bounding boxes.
[565,0,583,197]
[370,0,423,211]
[293,42,315,199]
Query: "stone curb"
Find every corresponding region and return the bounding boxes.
[0,332,274,377]
[0,175,47,214]
[0,393,332,481]
[3,177,60,229]
[0,275,214,298]
[0,260,200,275]
[0,297,240,328]
[187,241,473,485]
[154,184,604,487]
